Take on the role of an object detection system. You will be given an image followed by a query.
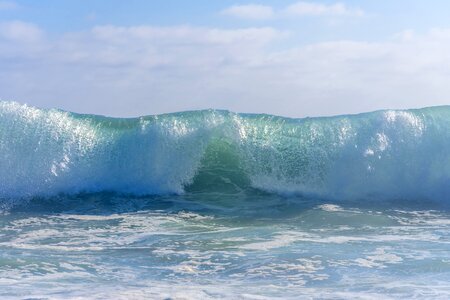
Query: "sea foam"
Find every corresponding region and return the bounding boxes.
[1,101,450,202]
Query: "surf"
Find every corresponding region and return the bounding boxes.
[1,101,450,202]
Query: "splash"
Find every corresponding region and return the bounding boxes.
[1,101,450,202]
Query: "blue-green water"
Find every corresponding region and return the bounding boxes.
[0,102,450,299]
[2,194,449,299]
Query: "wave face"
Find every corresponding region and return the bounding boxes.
[1,101,450,201]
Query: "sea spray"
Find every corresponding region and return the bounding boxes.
[1,101,450,202]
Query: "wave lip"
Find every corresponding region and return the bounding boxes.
[1,101,450,202]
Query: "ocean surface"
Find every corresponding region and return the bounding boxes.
[0,101,449,299]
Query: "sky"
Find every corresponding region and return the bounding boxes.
[1,1,450,117]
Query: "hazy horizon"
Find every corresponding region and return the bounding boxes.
[4,99,450,120]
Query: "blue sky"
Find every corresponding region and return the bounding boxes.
[1,0,450,117]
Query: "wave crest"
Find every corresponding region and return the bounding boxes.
[1,101,450,202]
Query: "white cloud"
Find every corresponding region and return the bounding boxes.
[0,21,43,42]
[1,23,450,118]
[222,2,364,20]
[0,1,18,10]
[221,4,275,20]
[284,2,364,17]
[56,25,281,68]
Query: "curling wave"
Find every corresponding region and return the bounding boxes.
[1,101,450,201]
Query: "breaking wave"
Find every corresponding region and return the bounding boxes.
[1,101,450,202]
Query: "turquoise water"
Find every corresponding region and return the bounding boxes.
[0,102,450,299]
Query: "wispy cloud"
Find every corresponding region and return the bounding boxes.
[0,1,18,10]
[221,4,275,20]
[66,25,281,68]
[1,21,449,117]
[284,2,364,17]
[0,21,43,42]
[222,2,364,20]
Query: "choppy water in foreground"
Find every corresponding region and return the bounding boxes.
[1,102,450,299]
[1,194,449,299]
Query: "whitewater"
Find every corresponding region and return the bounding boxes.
[0,101,449,299]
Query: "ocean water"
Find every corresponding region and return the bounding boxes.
[0,101,449,299]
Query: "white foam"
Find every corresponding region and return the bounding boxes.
[2,101,450,203]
